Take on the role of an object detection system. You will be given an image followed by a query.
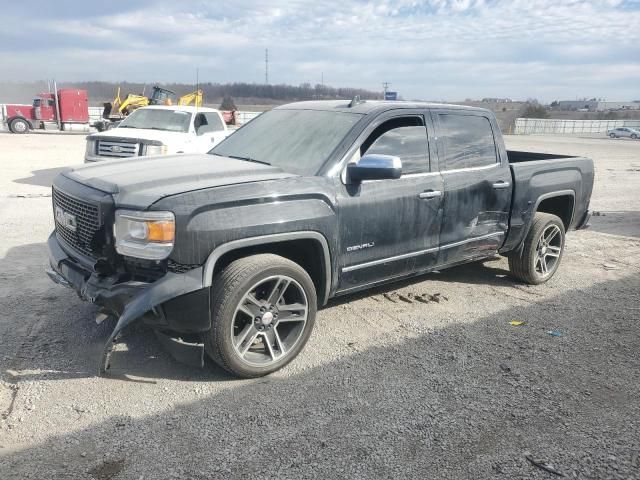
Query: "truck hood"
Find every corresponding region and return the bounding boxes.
[89,128,189,144]
[63,154,296,207]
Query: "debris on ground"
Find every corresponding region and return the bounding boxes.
[547,330,563,337]
[525,454,565,477]
[602,263,618,270]
[378,292,449,304]
[509,320,525,326]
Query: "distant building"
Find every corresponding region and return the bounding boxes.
[557,100,640,111]
[481,98,513,103]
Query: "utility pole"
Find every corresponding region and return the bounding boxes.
[265,49,269,85]
[382,82,391,99]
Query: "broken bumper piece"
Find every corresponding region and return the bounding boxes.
[46,232,207,374]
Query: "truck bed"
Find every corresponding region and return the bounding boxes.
[507,150,577,163]
[501,153,595,253]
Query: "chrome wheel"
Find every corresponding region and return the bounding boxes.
[535,224,562,276]
[10,118,29,134]
[231,275,308,367]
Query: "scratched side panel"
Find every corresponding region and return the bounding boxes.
[335,174,443,290]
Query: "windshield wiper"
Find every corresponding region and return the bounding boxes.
[118,125,136,128]
[225,154,271,166]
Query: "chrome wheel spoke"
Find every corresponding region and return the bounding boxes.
[545,248,560,258]
[273,327,285,355]
[245,293,263,309]
[267,278,291,305]
[263,329,285,360]
[238,329,260,356]
[237,302,256,318]
[277,303,307,322]
[278,302,307,313]
[545,226,560,243]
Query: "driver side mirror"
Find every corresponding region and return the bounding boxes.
[347,154,402,183]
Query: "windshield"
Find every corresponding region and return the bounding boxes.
[119,109,192,133]
[210,109,362,175]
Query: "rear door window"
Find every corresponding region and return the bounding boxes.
[437,114,498,170]
[195,112,225,134]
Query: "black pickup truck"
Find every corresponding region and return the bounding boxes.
[46,100,594,378]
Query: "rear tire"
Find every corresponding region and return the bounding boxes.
[508,212,565,285]
[205,254,317,378]
[609,133,616,138]
[9,117,29,134]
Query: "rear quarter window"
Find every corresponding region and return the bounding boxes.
[438,114,498,170]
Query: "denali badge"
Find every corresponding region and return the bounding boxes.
[55,206,77,231]
[347,242,375,252]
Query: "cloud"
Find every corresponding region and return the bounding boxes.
[0,0,639,101]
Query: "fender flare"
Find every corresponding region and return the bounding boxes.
[202,231,332,305]
[520,189,576,248]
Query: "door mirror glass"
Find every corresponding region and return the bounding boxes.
[347,154,402,183]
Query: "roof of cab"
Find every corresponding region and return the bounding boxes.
[139,105,220,113]
[274,100,490,115]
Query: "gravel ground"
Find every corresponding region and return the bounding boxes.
[0,132,639,479]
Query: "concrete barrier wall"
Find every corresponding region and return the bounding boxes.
[515,118,640,135]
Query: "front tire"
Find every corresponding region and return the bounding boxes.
[609,133,616,138]
[632,134,638,139]
[509,212,565,285]
[205,254,317,378]
[9,117,30,134]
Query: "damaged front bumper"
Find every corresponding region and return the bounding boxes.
[46,232,210,374]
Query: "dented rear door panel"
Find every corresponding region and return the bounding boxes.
[431,109,512,264]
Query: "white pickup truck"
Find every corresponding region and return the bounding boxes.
[84,105,232,162]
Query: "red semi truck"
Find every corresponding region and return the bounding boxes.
[2,88,90,134]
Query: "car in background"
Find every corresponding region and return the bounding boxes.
[85,105,232,162]
[607,127,640,139]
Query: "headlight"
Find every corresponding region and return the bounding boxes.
[144,144,168,156]
[114,210,175,260]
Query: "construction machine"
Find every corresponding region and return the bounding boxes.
[96,86,186,131]
[178,89,203,107]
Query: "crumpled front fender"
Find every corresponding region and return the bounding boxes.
[99,267,205,373]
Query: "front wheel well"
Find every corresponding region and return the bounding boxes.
[536,194,574,230]
[212,239,328,305]
[8,116,33,129]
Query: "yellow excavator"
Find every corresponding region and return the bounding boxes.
[96,87,204,131]
[178,89,203,107]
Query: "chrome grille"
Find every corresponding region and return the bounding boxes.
[97,140,139,158]
[52,187,102,257]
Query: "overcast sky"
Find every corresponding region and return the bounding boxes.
[1,0,639,101]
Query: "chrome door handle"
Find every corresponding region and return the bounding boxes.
[419,190,442,199]
[492,181,510,189]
